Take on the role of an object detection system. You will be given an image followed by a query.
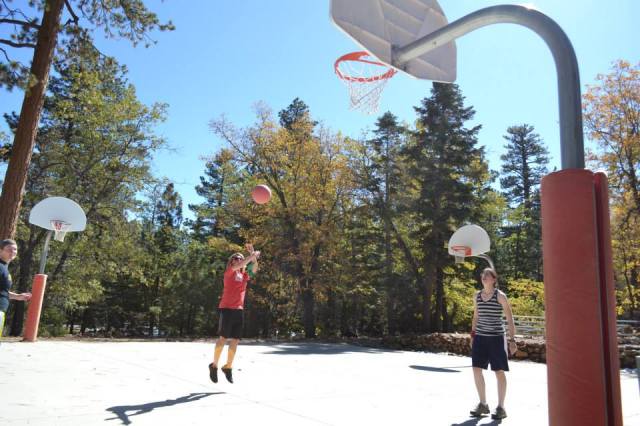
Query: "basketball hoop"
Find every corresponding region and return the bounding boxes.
[335,51,397,115]
[50,220,71,242]
[450,245,471,264]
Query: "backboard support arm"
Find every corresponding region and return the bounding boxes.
[392,4,583,170]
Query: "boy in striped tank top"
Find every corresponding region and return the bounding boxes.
[469,268,517,420]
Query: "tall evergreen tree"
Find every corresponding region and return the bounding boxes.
[278,97,317,131]
[367,112,406,334]
[499,124,549,280]
[188,149,240,241]
[144,181,183,336]
[403,83,491,332]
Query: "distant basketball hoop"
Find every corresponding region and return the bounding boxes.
[50,219,71,242]
[334,51,397,115]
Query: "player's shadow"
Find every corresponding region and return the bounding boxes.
[451,418,502,425]
[106,392,222,425]
[409,365,471,373]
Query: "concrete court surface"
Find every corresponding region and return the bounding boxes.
[0,340,638,425]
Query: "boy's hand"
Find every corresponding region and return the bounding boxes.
[245,243,255,254]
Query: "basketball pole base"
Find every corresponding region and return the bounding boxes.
[23,274,47,342]
[541,169,622,426]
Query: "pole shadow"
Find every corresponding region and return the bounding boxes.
[105,392,222,425]
[409,364,471,373]
[262,342,391,355]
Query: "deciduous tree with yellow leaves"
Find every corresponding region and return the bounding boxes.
[583,60,640,317]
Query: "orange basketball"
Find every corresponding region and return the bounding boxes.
[251,184,271,204]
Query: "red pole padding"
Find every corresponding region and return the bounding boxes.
[23,274,47,342]
[541,169,622,426]
[594,171,623,426]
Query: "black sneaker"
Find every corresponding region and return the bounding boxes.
[470,402,490,417]
[208,363,218,383]
[221,366,233,383]
[492,406,507,419]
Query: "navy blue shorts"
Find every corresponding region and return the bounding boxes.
[218,308,243,339]
[471,335,509,371]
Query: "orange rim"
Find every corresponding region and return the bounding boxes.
[451,245,472,256]
[334,51,397,83]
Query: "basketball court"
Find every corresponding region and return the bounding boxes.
[0,340,638,425]
[3,2,632,425]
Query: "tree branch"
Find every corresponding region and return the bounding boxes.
[0,46,10,61]
[63,0,79,26]
[0,38,36,48]
[0,18,40,29]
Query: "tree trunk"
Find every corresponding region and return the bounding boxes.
[80,309,89,335]
[68,310,75,334]
[149,275,160,337]
[422,269,434,332]
[384,217,396,335]
[302,284,315,338]
[0,0,64,239]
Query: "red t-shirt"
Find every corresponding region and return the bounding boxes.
[218,267,250,309]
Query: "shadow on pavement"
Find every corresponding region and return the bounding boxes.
[261,342,392,355]
[409,364,469,373]
[105,392,222,425]
[450,417,502,425]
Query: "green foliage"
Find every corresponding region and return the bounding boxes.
[504,278,545,316]
[14,59,639,338]
[0,0,173,90]
[584,60,640,319]
[497,124,548,282]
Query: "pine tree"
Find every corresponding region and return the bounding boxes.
[145,182,183,336]
[188,149,240,241]
[403,83,490,332]
[499,124,549,280]
[367,112,406,334]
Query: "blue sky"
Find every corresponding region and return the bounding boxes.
[1,0,639,219]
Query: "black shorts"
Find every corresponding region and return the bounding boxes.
[218,308,244,339]
[471,335,509,371]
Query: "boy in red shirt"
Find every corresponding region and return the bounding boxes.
[209,244,260,383]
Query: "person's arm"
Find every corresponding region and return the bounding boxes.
[230,251,260,272]
[9,291,31,301]
[250,256,259,275]
[498,291,517,354]
[244,244,260,276]
[470,292,478,346]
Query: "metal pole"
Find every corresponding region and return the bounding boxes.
[38,230,52,274]
[392,4,584,170]
[637,355,640,394]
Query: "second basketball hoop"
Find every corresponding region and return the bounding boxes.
[334,51,397,115]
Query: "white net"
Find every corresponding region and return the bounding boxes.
[335,52,397,115]
[51,220,71,242]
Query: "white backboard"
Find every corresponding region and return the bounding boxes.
[448,224,490,257]
[331,0,456,81]
[29,197,87,232]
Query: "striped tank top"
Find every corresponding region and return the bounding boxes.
[476,289,505,336]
